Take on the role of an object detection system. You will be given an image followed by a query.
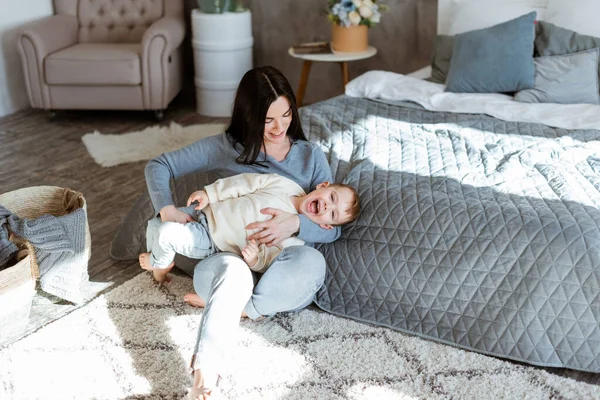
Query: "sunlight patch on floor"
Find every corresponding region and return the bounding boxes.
[346,384,420,400]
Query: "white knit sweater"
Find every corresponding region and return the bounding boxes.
[203,173,305,272]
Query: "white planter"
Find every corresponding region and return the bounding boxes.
[191,9,253,117]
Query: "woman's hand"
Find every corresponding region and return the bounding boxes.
[159,205,194,224]
[187,190,209,211]
[246,208,300,247]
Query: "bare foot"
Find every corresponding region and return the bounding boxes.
[138,252,153,270]
[152,268,172,283]
[138,253,174,283]
[183,293,249,318]
[189,368,219,400]
[184,293,206,308]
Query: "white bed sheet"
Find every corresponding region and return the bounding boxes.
[346,70,600,131]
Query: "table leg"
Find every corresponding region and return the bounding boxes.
[340,62,349,87]
[296,60,312,107]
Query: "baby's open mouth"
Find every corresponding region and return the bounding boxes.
[309,199,319,213]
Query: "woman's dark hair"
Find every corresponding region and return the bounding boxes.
[226,66,307,165]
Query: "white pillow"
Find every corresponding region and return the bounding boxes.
[546,0,600,37]
[406,66,432,80]
[445,0,547,35]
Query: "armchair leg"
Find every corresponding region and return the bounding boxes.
[47,110,57,121]
[154,110,164,121]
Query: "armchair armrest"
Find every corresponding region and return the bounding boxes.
[142,16,185,59]
[19,14,78,60]
[141,16,185,109]
[17,15,78,108]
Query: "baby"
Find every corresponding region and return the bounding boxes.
[139,172,360,281]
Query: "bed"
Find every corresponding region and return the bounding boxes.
[305,0,600,372]
[304,92,600,372]
[111,0,600,373]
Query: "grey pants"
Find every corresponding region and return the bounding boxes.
[145,206,218,269]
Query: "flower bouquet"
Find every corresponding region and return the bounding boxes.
[327,0,387,28]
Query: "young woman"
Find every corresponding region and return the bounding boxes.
[144,66,340,399]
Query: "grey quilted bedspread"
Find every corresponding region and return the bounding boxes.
[302,95,600,372]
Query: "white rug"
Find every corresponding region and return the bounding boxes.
[82,122,226,167]
[1,273,599,400]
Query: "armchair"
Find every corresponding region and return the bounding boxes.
[17,0,185,119]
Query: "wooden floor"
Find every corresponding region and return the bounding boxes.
[0,93,598,386]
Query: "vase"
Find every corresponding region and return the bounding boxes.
[331,24,368,52]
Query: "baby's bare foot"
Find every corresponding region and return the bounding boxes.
[153,268,172,283]
[139,253,174,283]
[139,252,153,270]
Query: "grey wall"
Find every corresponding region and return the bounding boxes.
[184,0,437,105]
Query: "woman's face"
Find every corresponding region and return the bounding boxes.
[264,96,292,147]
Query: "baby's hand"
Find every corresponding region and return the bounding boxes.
[241,239,259,267]
[159,205,194,224]
[187,190,209,210]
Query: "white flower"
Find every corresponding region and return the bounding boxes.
[348,10,361,25]
[358,4,373,18]
[329,0,386,27]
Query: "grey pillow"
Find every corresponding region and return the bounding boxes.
[446,12,536,93]
[429,35,455,84]
[514,48,600,104]
[535,21,600,88]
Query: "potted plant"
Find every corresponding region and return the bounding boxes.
[327,0,387,52]
[197,0,246,13]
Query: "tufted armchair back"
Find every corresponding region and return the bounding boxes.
[53,0,184,43]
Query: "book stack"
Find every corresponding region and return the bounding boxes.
[292,41,333,55]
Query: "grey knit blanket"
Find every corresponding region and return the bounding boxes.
[0,205,89,303]
[0,206,19,270]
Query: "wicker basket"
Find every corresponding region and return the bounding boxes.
[0,234,37,340]
[0,186,91,339]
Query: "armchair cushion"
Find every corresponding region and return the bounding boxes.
[45,43,142,85]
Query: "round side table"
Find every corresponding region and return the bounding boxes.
[287,46,377,106]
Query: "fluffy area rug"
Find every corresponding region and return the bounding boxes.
[82,122,225,167]
[1,272,598,400]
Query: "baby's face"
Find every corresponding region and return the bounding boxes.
[298,183,354,229]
